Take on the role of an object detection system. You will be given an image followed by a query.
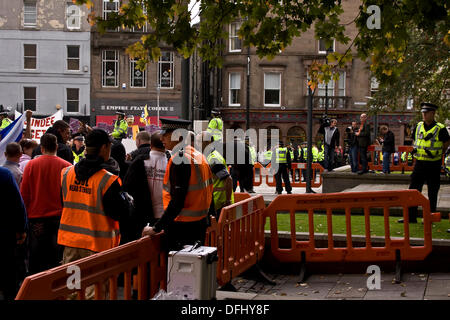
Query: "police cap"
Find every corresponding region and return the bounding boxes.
[159,117,191,135]
[115,111,126,116]
[73,135,85,142]
[420,102,438,113]
[211,109,221,115]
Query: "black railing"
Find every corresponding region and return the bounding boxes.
[304,96,350,109]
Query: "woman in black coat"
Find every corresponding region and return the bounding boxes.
[379,125,395,174]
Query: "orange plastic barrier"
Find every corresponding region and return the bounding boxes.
[265,190,435,263]
[16,234,166,300]
[265,162,324,188]
[213,195,266,286]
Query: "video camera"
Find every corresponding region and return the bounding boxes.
[320,114,331,127]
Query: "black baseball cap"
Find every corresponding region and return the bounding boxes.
[85,129,113,149]
[420,102,438,113]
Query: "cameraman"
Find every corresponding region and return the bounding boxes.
[346,121,359,173]
[318,118,340,172]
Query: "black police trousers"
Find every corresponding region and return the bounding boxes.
[408,159,442,221]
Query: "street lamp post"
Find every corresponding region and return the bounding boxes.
[157,84,160,127]
[306,84,315,194]
[324,47,333,116]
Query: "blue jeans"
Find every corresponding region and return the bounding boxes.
[382,152,391,173]
[349,145,358,172]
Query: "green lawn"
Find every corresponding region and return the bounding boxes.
[265,213,450,240]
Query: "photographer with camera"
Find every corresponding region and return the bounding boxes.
[318,117,340,172]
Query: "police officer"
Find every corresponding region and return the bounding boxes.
[0,105,12,131]
[72,135,86,164]
[142,118,213,251]
[398,103,450,223]
[207,109,223,142]
[111,111,129,141]
[272,141,292,194]
[199,131,234,219]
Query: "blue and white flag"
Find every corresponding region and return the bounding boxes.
[0,114,25,165]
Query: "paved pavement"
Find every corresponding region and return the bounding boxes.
[216,272,450,300]
[246,169,450,214]
[219,169,450,300]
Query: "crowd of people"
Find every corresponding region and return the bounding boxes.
[0,103,448,300]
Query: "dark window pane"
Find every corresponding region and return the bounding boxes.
[68,59,79,70]
[24,57,36,69]
[24,87,36,99]
[67,101,78,113]
[67,88,79,100]
[67,46,79,58]
[24,44,36,56]
[265,89,280,105]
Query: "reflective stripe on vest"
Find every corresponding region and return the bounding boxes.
[207,118,223,141]
[112,120,128,138]
[58,167,120,252]
[276,147,287,163]
[207,150,234,211]
[163,145,213,222]
[413,122,444,161]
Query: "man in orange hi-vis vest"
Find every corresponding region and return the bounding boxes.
[58,129,129,263]
[142,118,214,251]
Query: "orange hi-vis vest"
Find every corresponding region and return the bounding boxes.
[163,145,213,222]
[58,166,121,253]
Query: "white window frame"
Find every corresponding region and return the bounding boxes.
[229,72,241,107]
[264,72,281,107]
[67,45,80,71]
[229,22,242,52]
[24,86,37,112]
[23,1,37,27]
[132,4,148,32]
[66,88,80,113]
[23,43,37,70]
[66,3,81,30]
[318,39,335,54]
[158,51,174,89]
[103,0,120,32]
[130,58,147,88]
[102,50,119,88]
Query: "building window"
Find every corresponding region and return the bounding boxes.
[229,22,242,52]
[66,3,81,29]
[318,39,335,54]
[310,71,345,108]
[24,1,37,27]
[24,44,37,70]
[229,73,241,106]
[264,72,281,106]
[158,51,174,88]
[67,45,80,71]
[67,88,79,113]
[103,0,120,31]
[24,87,36,111]
[102,50,119,87]
[130,58,146,88]
[132,4,148,32]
